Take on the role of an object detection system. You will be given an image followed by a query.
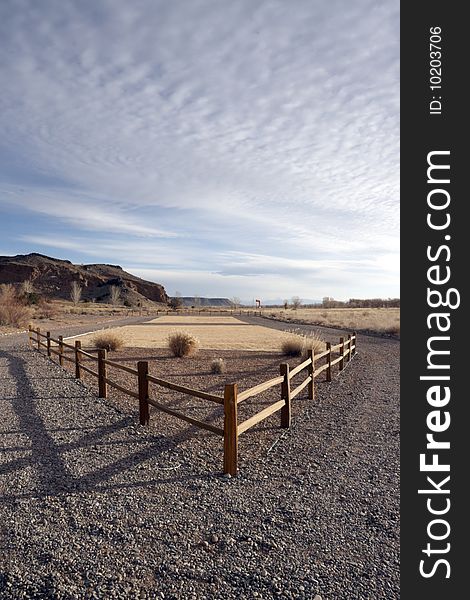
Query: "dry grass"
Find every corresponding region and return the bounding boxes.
[281,331,326,358]
[168,331,200,357]
[210,358,226,374]
[34,300,59,320]
[0,284,32,328]
[0,303,32,328]
[93,332,125,351]
[266,307,400,335]
[281,337,304,356]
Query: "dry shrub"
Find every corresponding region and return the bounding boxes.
[36,300,58,320]
[384,324,400,336]
[168,330,200,357]
[0,303,32,328]
[302,332,326,356]
[211,358,226,374]
[93,332,125,351]
[0,284,32,327]
[0,283,17,304]
[281,336,304,356]
[281,331,326,358]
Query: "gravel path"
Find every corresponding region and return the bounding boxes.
[0,320,399,599]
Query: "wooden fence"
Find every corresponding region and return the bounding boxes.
[28,326,357,475]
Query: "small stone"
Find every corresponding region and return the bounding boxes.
[314,595,323,600]
[210,534,219,544]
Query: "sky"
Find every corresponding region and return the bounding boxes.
[0,0,399,303]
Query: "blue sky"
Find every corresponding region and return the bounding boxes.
[0,0,399,302]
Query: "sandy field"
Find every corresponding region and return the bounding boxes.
[263,307,400,335]
[67,315,307,351]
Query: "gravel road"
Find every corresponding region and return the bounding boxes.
[0,319,399,599]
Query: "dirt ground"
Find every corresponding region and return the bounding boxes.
[1,318,399,598]
[67,315,317,351]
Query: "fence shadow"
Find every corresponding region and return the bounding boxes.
[0,349,207,502]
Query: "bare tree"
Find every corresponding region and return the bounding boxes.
[109,285,122,306]
[193,294,201,308]
[0,284,17,304]
[283,299,289,310]
[21,279,34,295]
[231,296,241,309]
[70,281,82,305]
[291,296,302,310]
[169,291,183,310]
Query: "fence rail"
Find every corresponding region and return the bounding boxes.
[28,325,357,476]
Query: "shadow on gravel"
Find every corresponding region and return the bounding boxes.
[0,349,202,501]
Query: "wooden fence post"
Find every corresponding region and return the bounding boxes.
[347,334,352,362]
[223,384,238,476]
[138,361,150,425]
[75,341,81,379]
[326,342,332,382]
[353,332,357,356]
[58,335,64,366]
[307,348,314,401]
[98,348,107,398]
[339,337,344,371]
[46,332,51,357]
[280,363,291,428]
[36,327,41,350]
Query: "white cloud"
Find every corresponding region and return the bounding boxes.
[0,0,399,299]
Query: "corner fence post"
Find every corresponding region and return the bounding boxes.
[339,337,345,371]
[75,341,81,379]
[280,363,291,428]
[36,327,41,351]
[353,332,357,356]
[347,334,352,362]
[58,335,64,367]
[307,348,314,401]
[46,331,51,357]
[98,348,107,398]
[223,384,238,476]
[138,361,150,425]
[326,342,332,382]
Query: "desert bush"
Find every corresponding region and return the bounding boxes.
[0,283,17,304]
[301,332,326,356]
[168,330,199,357]
[281,332,325,358]
[281,336,304,356]
[0,284,32,327]
[93,332,125,351]
[36,300,58,320]
[169,296,183,310]
[22,291,41,305]
[211,358,226,374]
[0,303,32,327]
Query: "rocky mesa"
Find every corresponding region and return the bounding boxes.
[0,253,169,306]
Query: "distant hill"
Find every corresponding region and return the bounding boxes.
[177,296,233,307]
[0,253,169,306]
